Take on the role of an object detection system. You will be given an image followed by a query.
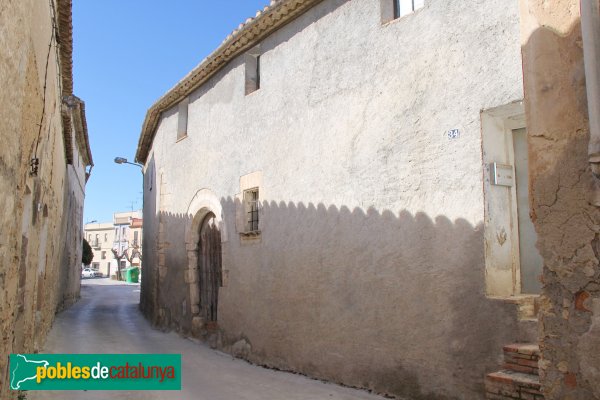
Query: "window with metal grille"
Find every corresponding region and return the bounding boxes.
[244,188,259,232]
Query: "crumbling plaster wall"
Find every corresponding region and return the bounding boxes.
[520,0,600,398]
[144,0,527,398]
[0,0,84,397]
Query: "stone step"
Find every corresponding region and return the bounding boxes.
[503,343,540,375]
[485,370,543,400]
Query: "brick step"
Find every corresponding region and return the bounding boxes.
[503,343,540,375]
[485,370,543,400]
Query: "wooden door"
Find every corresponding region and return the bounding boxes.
[198,212,222,322]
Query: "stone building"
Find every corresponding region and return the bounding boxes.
[135,0,599,398]
[84,211,143,277]
[0,0,92,397]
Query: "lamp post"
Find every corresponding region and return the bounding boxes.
[114,157,143,169]
[114,156,147,300]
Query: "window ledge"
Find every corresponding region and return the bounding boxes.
[239,230,261,237]
[244,88,261,97]
[176,134,188,143]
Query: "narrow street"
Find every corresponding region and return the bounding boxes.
[29,279,386,400]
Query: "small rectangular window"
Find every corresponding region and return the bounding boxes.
[177,97,189,140]
[244,188,259,232]
[245,45,261,95]
[147,162,154,192]
[101,251,106,260]
[383,0,424,23]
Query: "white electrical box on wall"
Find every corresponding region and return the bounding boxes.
[491,163,514,187]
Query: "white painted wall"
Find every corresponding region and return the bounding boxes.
[143,0,525,397]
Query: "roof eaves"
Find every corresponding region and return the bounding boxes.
[72,97,94,167]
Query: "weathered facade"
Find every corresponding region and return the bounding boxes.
[136,0,599,399]
[520,0,600,398]
[0,0,92,397]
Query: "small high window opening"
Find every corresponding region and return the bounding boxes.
[177,97,189,140]
[245,45,261,95]
[244,188,259,232]
[382,0,424,23]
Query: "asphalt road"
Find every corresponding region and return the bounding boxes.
[28,278,385,400]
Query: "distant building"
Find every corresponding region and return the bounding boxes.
[84,211,142,277]
[0,0,93,397]
[84,222,114,276]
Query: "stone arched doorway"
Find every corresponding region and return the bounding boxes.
[197,212,222,323]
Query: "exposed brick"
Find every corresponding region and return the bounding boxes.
[503,362,537,374]
[503,343,540,357]
[564,372,577,388]
[574,291,590,312]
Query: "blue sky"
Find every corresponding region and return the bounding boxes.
[75,1,270,224]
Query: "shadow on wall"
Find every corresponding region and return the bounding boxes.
[142,194,526,399]
[522,18,600,400]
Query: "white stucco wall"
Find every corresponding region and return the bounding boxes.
[143,0,525,398]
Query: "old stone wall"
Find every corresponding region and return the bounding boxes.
[0,0,87,397]
[520,0,600,398]
[142,0,528,398]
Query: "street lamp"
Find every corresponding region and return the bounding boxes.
[114,156,145,285]
[114,157,143,169]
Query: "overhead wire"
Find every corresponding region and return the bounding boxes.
[31,0,61,176]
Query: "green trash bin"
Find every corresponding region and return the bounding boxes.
[128,267,140,283]
[122,267,131,282]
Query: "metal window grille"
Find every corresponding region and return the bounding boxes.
[245,189,259,231]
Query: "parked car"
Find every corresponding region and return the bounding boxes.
[81,268,96,279]
[92,269,103,277]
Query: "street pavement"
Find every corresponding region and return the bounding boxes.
[29,278,385,400]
